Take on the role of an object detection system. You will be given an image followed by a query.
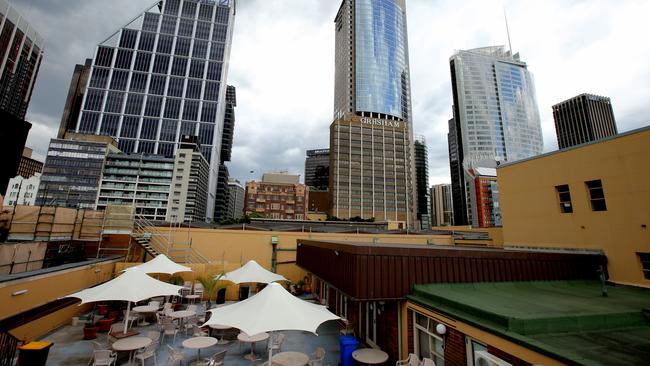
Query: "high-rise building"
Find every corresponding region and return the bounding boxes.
[414,136,431,229]
[226,178,244,218]
[470,168,501,228]
[448,46,543,225]
[214,85,236,221]
[430,184,453,227]
[4,173,40,206]
[73,0,236,220]
[0,0,44,195]
[167,135,209,223]
[552,93,618,149]
[330,0,416,226]
[244,172,308,220]
[58,59,92,138]
[36,134,118,209]
[304,149,329,190]
[17,147,43,179]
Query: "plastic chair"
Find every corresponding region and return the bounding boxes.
[308,347,326,366]
[206,350,227,366]
[166,345,186,366]
[134,343,157,366]
[396,354,420,366]
[420,358,436,366]
[270,333,285,352]
[146,330,161,344]
[192,325,209,337]
[162,322,179,344]
[91,350,117,366]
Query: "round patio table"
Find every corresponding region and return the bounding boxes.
[352,348,389,365]
[272,351,310,366]
[237,332,269,361]
[112,336,152,366]
[208,324,233,344]
[170,310,196,328]
[185,294,201,304]
[183,336,218,361]
[132,305,157,326]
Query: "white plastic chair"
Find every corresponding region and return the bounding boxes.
[270,333,285,352]
[421,358,436,366]
[166,345,186,366]
[396,353,420,366]
[308,347,326,366]
[162,322,179,344]
[134,343,157,366]
[91,350,117,366]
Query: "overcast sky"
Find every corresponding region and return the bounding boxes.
[13,0,650,185]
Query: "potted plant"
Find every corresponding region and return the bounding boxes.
[83,307,99,340]
[295,279,305,295]
[196,272,228,310]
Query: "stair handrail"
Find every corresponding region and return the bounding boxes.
[132,215,210,264]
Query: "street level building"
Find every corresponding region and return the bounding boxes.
[4,173,40,206]
[553,93,618,149]
[414,136,431,229]
[330,0,416,226]
[97,153,174,221]
[73,0,236,219]
[448,46,543,226]
[430,184,453,226]
[469,167,500,228]
[36,134,117,209]
[17,147,43,178]
[244,172,308,220]
[167,136,209,223]
[304,149,329,190]
[0,0,44,195]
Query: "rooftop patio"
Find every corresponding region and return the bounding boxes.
[40,303,341,366]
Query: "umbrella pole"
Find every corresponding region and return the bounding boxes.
[123,301,131,334]
[268,331,273,366]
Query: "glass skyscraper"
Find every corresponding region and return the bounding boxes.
[330,0,416,227]
[73,0,236,219]
[448,46,543,226]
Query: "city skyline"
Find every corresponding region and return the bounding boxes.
[13,0,650,186]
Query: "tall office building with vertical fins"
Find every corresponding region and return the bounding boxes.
[72,0,236,220]
[330,0,416,227]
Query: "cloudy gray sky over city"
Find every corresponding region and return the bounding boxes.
[13,0,650,185]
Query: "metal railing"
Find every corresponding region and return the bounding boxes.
[133,215,210,264]
[0,330,19,366]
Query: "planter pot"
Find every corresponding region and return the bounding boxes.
[107,311,119,321]
[97,304,108,315]
[97,318,114,332]
[83,326,98,340]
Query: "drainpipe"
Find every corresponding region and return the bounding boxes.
[271,236,278,273]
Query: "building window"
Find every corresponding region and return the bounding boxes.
[639,253,650,280]
[366,302,377,347]
[585,179,607,211]
[413,312,445,366]
[555,184,573,213]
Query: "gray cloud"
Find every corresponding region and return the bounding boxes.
[13,0,650,186]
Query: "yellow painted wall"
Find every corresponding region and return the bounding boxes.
[498,127,650,287]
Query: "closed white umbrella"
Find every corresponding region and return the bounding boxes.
[219,260,287,284]
[124,254,192,275]
[66,267,183,333]
[203,283,339,362]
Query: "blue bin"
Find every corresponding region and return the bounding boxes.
[339,335,359,366]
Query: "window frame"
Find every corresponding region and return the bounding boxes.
[585,179,607,211]
[555,184,573,213]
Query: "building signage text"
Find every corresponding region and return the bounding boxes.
[360,117,403,128]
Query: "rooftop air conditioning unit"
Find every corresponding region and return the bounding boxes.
[474,351,512,366]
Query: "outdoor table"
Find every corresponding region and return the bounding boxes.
[272,351,310,366]
[170,310,196,328]
[185,294,201,304]
[208,324,233,344]
[237,332,270,361]
[112,336,152,366]
[132,305,157,326]
[182,336,218,362]
[352,349,388,365]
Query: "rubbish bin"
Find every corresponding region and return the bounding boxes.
[17,341,53,366]
[339,335,359,366]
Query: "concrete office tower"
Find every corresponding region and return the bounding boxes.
[330,0,416,226]
[58,59,92,138]
[414,136,431,229]
[37,134,118,209]
[167,136,209,223]
[304,149,329,191]
[226,178,244,218]
[431,184,453,227]
[553,93,618,149]
[244,172,308,220]
[214,85,236,221]
[74,0,236,220]
[448,46,543,225]
[0,0,44,195]
[4,173,40,206]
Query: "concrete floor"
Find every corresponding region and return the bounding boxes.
[40,306,342,366]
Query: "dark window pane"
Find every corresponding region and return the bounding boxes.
[195,21,211,40]
[79,112,99,133]
[175,37,191,56]
[129,73,148,93]
[110,70,129,90]
[181,1,197,18]
[206,61,222,81]
[142,13,160,32]
[152,54,170,74]
[215,6,229,24]
[183,100,199,121]
[160,16,177,34]
[114,49,133,69]
[156,35,174,54]
[148,75,166,95]
[178,19,194,37]
[186,79,202,99]
[167,77,184,97]
[212,24,227,42]
[171,57,188,76]
[158,142,175,157]
[89,68,110,88]
[120,117,139,138]
[95,47,115,67]
[198,4,214,21]
[104,91,125,113]
[140,118,159,140]
[118,139,136,153]
[180,121,196,136]
[204,81,219,101]
[133,52,152,72]
[138,32,156,52]
[139,141,155,154]
[201,102,217,122]
[144,96,163,117]
[192,40,208,59]
[209,42,224,61]
[164,98,182,119]
[198,123,214,145]
[160,120,178,142]
[163,0,180,15]
[119,29,138,49]
[84,89,105,111]
[125,94,144,115]
[100,114,119,136]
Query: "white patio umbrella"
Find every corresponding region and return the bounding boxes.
[66,267,184,333]
[219,260,287,284]
[123,254,192,275]
[203,282,339,362]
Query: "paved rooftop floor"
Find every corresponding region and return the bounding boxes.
[40,304,341,366]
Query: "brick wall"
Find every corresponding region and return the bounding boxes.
[378,302,399,363]
[407,309,414,354]
[444,327,466,366]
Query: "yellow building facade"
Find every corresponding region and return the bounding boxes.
[498,126,650,287]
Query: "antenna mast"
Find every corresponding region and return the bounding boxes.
[504,8,513,57]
